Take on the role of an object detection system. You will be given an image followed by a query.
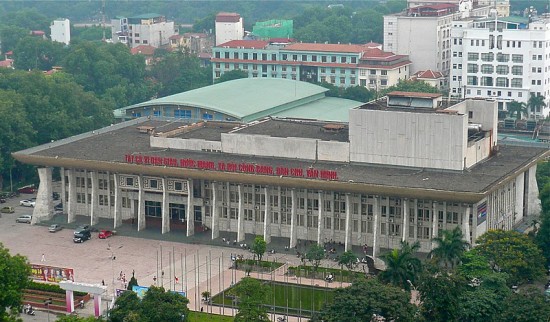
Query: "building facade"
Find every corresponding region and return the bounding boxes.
[215,12,244,46]
[50,18,70,45]
[450,16,550,119]
[384,3,494,80]
[14,93,547,255]
[212,41,411,89]
[111,14,176,48]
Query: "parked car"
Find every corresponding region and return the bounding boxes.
[98,230,115,239]
[74,225,90,236]
[73,230,91,243]
[17,185,37,194]
[16,215,32,223]
[48,224,62,233]
[0,197,6,203]
[1,206,15,213]
[52,192,60,200]
[54,203,63,211]
[19,199,35,207]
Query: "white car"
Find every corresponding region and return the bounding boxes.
[19,199,35,207]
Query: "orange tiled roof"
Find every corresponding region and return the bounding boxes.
[413,69,444,79]
[283,43,368,53]
[130,45,156,56]
[218,40,269,49]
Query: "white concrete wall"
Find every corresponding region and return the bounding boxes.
[51,19,70,45]
[317,141,350,162]
[221,134,317,160]
[515,172,525,223]
[131,21,175,48]
[465,136,491,168]
[150,136,222,151]
[215,18,244,45]
[527,164,541,216]
[349,109,467,170]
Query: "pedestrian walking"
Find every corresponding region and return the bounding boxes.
[174,276,179,284]
[41,254,46,262]
[102,279,105,286]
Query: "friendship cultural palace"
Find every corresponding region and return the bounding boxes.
[14,79,548,255]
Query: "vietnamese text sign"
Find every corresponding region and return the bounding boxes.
[31,264,75,283]
[124,154,339,180]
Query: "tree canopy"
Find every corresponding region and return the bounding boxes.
[382,79,441,95]
[474,230,546,285]
[312,278,417,322]
[306,243,326,270]
[0,243,31,321]
[429,227,469,270]
[251,236,267,262]
[231,277,270,322]
[379,241,422,290]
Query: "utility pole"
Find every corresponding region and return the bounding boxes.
[101,0,106,42]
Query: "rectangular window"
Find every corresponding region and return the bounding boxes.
[481,53,494,61]
[481,64,494,74]
[467,64,478,73]
[511,54,523,63]
[174,110,191,119]
[496,65,509,74]
[511,66,523,75]
[467,52,479,61]
[511,78,522,88]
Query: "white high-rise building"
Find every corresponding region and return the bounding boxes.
[450,16,550,119]
[50,18,70,45]
[384,2,493,83]
[215,12,244,46]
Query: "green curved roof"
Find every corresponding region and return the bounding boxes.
[118,78,329,122]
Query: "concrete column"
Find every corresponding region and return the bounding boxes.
[186,179,194,237]
[344,194,352,251]
[413,199,418,241]
[137,176,145,231]
[463,205,471,244]
[113,174,122,228]
[161,178,170,234]
[263,187,271,244]
[289,189,298,249]
[372,196,380,257]
[317,191,323,244]
[402,199,409,242]
[237,184,244,242]
[60,167,66,208]
[67,169,76,223]
[211,182,219,240]
[107,172,111,213]
[33,167,54,224]
[431,202,438,250]
[90,171,98,226]
[84,170,89,211]
[65,290,74,313]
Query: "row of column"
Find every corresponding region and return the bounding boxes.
[59,168,473,254]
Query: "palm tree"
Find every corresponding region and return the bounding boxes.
[527,93,547,118]
[379,241,422,290]
[507,100,527,120]
[429,227,469,270]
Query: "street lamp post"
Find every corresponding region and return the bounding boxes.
[44,298,52,322]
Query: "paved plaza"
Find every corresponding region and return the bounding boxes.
[0,191,361,322]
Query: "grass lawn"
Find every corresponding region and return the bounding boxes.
[188,311,234,322]
[235,259,284,273]
[211,279,334,317]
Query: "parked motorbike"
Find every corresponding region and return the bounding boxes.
[23,304,35,315]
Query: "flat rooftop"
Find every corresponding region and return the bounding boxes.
[14,119,549,199]
[359,96,460,113]
[233,119,349,142]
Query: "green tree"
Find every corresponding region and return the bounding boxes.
[382,79,441,95]
[338,251,358,271]
[0,25,28,52]
[457,251,493,279]
[418,269,466,322]
[341,85,375,102]
[232,277,270,322]
[475,230,546,285]
[110,286,189,322]
[527,93,546,118]
[214,69,248,84]
[429,226,469,270]
[13,36,66,71]
[56,315,103,322]
[0,243,31,321]
[251,236,266,262]
[311,278,417,322]
[497,287,550,322]
[127,275,138,291]
[379,241,422,290]
[506,100,528,120]
[306,243,326,270]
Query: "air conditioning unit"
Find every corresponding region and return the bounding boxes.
[367,216,373,220]
[418,222,423,226]
[255,188,260,192]
[255,206,260,210]
[438,223,443,228]
[389,219,394,223]
[307,210,312,215]
[204,200,210,206]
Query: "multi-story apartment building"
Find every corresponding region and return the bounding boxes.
[111,14,176,48]
[450,16,550,119]
[407,0,509,16]
[215,12,244,46]
[384,2,494,83]
[212,40,411,89]
[50,18,70,45]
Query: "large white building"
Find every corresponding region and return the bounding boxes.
[13,84,548,255]
[450,16,550,119]
[215,12,244,46]
[407,0,510,16]
[111,14,176,48]
[384,2,494,82]
[50,18,70,45]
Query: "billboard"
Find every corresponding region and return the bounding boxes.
[477,202,487,225]
[31,264,74,283]
[131,285,186,298]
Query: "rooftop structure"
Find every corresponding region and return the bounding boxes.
[111,14,176,48]
[215,12,244,46]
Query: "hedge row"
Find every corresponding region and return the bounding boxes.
[27,281,88,297]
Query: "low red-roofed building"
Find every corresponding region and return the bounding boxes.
[411,70,445,89]
[131,45,156,65]
[0,59,14,69]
